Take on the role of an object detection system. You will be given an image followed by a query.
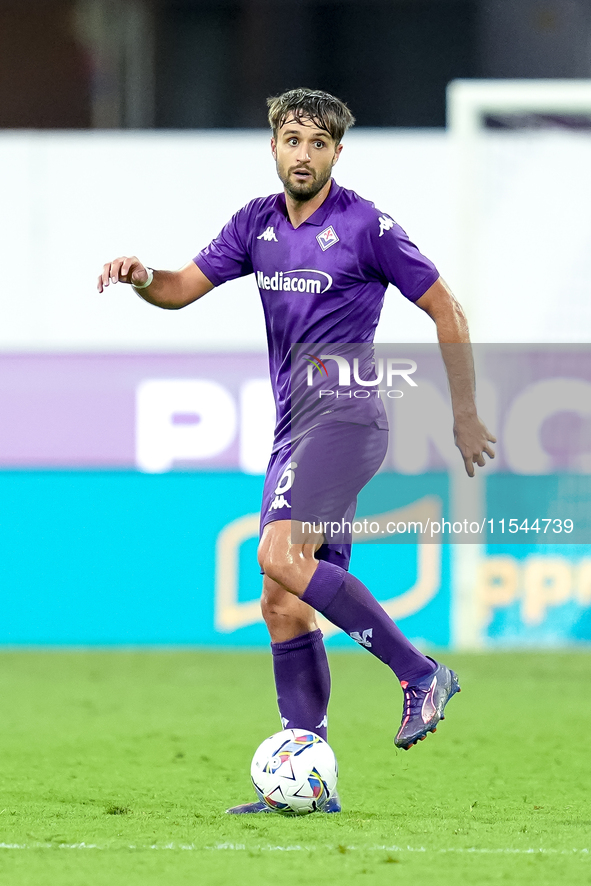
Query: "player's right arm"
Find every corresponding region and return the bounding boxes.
[97,257,214,309]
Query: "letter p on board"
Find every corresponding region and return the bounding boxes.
[136,379,237,472]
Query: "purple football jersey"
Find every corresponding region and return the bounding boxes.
[194,180,439,451]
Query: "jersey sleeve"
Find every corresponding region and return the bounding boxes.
[193,206,254,286]
[364,210,439,302]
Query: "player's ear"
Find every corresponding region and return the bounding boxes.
[271,137,277,160]
[332,143,343,166]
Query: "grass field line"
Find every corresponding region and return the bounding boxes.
[0,842,588,855]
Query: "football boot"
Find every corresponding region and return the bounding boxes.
[394,658,460,750]
[225,791,341,814]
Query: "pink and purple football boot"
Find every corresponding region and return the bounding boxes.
[395,658,461,750]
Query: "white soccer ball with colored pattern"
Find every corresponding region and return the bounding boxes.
[250,729,338,815]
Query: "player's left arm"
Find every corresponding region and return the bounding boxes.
[415,276,496,477]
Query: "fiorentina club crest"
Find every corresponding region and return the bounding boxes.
[316,225,339,251]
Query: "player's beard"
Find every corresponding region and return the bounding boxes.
[279,162,333,203]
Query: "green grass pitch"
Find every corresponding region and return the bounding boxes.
[0,650,588,885]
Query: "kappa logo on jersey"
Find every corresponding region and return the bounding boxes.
[257,226,278,242]
[350,628,373,648]
[269,461,297,511]
[316,225,339,251]
[378,215,396,237]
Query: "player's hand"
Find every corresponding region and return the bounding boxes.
[97,256,148,293]
[453,414,496,477]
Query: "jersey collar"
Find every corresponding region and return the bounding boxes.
[275,179,342,227]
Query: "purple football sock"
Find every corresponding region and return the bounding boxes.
[301,561,435,685]
[271,629,330,741]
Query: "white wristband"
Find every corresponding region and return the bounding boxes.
[133,268,154,289]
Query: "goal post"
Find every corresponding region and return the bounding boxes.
[446,80,591,650]
[447,78,591,137]
[446,78,591,325]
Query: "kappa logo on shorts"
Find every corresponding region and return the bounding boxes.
[316,225,339,251]
[269,461,297,512]
[270,495,290,510]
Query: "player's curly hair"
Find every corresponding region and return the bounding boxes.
[267,88,355,144]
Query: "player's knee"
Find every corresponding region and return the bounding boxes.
[257,533,291,587]
[260,587,315,638]
[260,592,290,626]
[259,551,294,589]
[257,523,319,591]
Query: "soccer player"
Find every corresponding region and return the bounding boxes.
[98,88,495,814]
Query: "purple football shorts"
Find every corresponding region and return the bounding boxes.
[260,420,388,572]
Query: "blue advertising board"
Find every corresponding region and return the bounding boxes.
[1,347,590,648]
[0,470,452,648]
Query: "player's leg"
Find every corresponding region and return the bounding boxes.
[262,575,330,741]
[226,572,340,815]
[259,518,460,749]
[257,452,332,740]
[260,420,459,749]
[259,519,433,682]
[226,452,338,815]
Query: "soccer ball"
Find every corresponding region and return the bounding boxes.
[250,729,338,815]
